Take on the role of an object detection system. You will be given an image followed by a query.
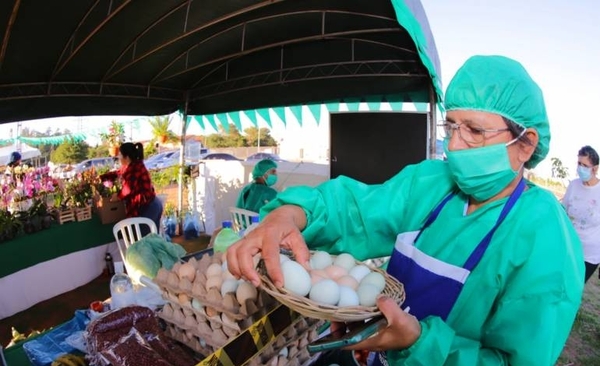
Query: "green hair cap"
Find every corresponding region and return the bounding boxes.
[252,159,277,179]
[445,55,549,168]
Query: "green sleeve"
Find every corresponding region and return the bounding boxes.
[236,185,250,209]
[261,163,428,260]
[386,206,584,366]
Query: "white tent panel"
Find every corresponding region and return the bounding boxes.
[0,143,41,164]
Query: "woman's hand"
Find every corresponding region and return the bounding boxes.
[226,205,309,287]
[338,296,421,352]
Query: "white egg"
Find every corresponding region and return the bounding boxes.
[333,253,356,271]
[349,265,371,282]
[278,347,289,358]
[356,284,381,307]
[220,278,240,297]
[337,286,360,307]
[280,254,291,264]
[206,263,223,278]
[221,260,228,272]
[281,260,312,296]
[309,279,340,305]
[360,272,386,292]
[310,251,333,270]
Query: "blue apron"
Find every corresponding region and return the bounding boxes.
[372,179,526,366]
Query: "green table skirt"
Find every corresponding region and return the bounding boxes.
[0,216,115,279]
[3,341,33,366]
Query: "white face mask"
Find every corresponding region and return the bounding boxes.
[577,165,593,182]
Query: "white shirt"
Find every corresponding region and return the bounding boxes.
[563,178,600,264]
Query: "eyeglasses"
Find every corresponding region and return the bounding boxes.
[437,120,510,144]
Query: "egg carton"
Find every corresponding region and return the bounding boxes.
[164,322,215,356]
[154,252,276,320]
[159,302,248,348]
[245,317,324,366]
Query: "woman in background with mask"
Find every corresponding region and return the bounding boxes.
[563,145,600,282]
[227,56,584,365]
[236,159,278,213]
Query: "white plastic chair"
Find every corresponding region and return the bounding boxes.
[112,217,158,286]
[229,207,258,232]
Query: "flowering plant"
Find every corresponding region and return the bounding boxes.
[99,121,126,146]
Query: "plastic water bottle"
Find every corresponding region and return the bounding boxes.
[213,221,240,253]
[243,215,260,236]
[110,262,135,309]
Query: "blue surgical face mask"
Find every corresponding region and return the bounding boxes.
[577,165,593,182]
[265,174,278,186]
[444,133,523,202]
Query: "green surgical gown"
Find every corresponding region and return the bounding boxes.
[261,159,584,366]
[236,182,278,214]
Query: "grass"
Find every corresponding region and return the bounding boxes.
[557,273,600,366]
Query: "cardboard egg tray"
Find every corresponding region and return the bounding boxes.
[154,250,277,321]
[195,303,325,366]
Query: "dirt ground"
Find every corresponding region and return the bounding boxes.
[557,269,600,366]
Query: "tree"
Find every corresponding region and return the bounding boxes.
[148,116,176,143]
[51,140,89,164]
[204,124,247,148]
[88,144,109,158]
[551,157,569,187]
[551,157,569,180]
[244,127,277,147]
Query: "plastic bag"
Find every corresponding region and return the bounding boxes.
[125,234,186,278]
[99,328,170,366]
[183,212,200,239]
[164,215,177,237]
[22,310,90,366]
[86,306,195,366]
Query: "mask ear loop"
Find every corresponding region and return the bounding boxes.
[505,128,527,147]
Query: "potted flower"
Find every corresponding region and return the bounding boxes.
[149,116,172,144]
[100,121,126,156]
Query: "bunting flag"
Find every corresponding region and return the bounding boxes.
[189,93,433,131]
[255,108,271,128]
[288,105,303,127]
[0,133,88,146]
[307,104,322,125]
[272,106,286,126]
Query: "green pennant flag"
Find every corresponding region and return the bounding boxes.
[185,116,193,128]
[307,104,322,125]
[272,106,286,126]
[228,111,243,130]
[205,114,220,132]
[193,115,205,129]
[345,98,361,112]
[215,114,230,132]
[415,102,428,112]
[389,101,404,111]
[255,108,272,128]
[289,105,303,126]
[325,101,340,113]
[367,100,381,111]
[243,110,257,127]
[217,113,236,131]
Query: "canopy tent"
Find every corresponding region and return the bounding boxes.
[0,142,41,163]
[0,0,442,124]
[0,0,443,212]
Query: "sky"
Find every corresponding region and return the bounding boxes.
[2,1,599,178]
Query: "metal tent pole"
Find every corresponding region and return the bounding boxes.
[428,85,437,159]
[178,94,189,217]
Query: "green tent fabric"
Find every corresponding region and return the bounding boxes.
[0,0,442,127]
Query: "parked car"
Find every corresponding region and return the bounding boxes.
[64,157,117,179]
[245,152,285,162]
[201,153,241,161]
[145,151,177,170]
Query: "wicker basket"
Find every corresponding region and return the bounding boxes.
[257,255,405,322]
